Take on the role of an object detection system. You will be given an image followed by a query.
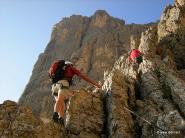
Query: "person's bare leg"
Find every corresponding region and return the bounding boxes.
[57,94,65,118]
[52,96,60,122]
[54,96,59,113]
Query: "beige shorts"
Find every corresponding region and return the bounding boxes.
[51,80,70,97]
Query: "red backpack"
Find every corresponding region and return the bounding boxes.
[48,60,66,84]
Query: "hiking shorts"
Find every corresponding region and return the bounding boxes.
[51,80,70,97]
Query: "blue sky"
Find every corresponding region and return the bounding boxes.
[0,0,174,103]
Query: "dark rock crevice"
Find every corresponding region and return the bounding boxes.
[102,90,112,138]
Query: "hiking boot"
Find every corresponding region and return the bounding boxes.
[58,117,64,125]
[52,112,59,122]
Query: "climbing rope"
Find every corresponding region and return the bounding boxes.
[123,106,166,132]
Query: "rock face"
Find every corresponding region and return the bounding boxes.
[19,10,152,118]
[65,90,104,138]
[0,100,67,138]
[9,0,185,137]
[102,69,136,137]
[0,90,103,138]
[100,24,185,138]
[138,26,185,137]
[158,0,185,69]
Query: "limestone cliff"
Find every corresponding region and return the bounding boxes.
[18,10,152,118]
[1,0,185,137]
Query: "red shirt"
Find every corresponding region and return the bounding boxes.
[129,49,142,61]
[64,65,81,80]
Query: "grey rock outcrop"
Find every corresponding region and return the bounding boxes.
[137,26,185,137]
[100,24,185,137]
[158,0,185,69]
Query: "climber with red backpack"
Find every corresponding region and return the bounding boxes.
[128,49,143,69]
[48,60,101,125]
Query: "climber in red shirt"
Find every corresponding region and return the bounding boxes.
[49,60,101,125]
[129,49,143,65]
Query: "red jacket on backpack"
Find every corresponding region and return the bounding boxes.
[129,49,143,61]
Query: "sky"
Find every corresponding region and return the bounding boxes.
[0,0,174,104]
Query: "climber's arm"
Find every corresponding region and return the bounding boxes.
[71,66,101,88]
[79,73,101,88]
